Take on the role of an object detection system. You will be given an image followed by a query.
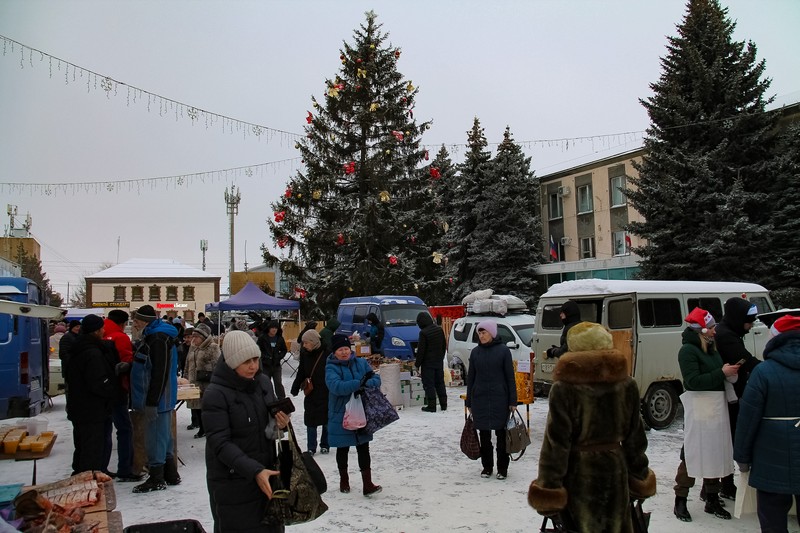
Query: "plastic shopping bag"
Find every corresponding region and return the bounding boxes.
[342,393,367,430]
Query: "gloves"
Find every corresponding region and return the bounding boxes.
[359,370,375,388]
[737,462,750,473]
[145,405,158,422]
[115,362,131,376]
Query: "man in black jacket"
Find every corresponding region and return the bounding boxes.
[415,312,447,412]
[65,314,117,474]
[714,297,760,501]
[59,320,82,374]
[546,300,582,359]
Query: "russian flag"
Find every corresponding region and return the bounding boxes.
[625,233,632,251]
[549,235,558,261]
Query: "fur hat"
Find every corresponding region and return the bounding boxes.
[302,329,321,349]
[331,334,351,353]
[476,320,497,338]
[134,305,158,323]
[223,330,260,369]
[193,323,212,339]
[770,315,800,337]
[566,322,613,352]
[80,314,104,335]
[685,307,716,333]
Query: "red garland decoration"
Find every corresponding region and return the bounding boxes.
[306,111,313,124]
[343,161,356,174]
[284,187,292,198]
[336,233,345,245]
[274,211,286,223]
[430,167,441,179]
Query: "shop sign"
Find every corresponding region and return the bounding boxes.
[92,301,130,308]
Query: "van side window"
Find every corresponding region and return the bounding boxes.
[541,305,563,329]
[638,298,682,327]
[453,322,472,342]
[353,305,369,325]
[749,296,773,314]
[687,298,722,322]
[608,299,634,329]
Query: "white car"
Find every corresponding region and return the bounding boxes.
[447,313,536,376]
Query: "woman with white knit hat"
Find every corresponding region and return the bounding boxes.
[202,330,291,532]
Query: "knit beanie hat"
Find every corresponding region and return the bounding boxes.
[54,324,67,334]
[331,334,351,353]
[193,323,212,339]
[80,314,105,334]
[685,307,716,333]
[134,305,158,323]
[68,320,81,330]
[233,318,250,332]
[108,309,129,325]
[476,320,498,339]
[770,315,800,337]
[302,329,321,349]
[223,330,261,369]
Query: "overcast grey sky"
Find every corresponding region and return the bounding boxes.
[1,0,798,299]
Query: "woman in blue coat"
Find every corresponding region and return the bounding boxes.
[325,334,382,496]
[734,315,800,532]
[465,320,517,480]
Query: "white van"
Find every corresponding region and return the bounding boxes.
[533,279,775,429]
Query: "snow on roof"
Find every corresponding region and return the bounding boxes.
[542,279,768,297]
[86,258,219,279]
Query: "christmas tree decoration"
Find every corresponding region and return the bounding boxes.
[312,189,322,200]
[424,150,429,161]
[274,211,286,223]
[284,187,292,198]
[369,102,379,112]
[336,233,345,245]
[306,111,313,124]
[370,44,376,50]
[379,190,390,203]
[388,255,398,266]
[343,161,356,174]
[394,50,401,59]
[356,58,363,64]
[277,236,289,248]
[432,252,443,264]
[327,82,345,98]
[429,167,441,179]
[406,81,414,92]
[391,130,404,141]
[357,68,367,78]
[385,149,391,155]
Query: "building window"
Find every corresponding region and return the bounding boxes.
[548,193,563,220]
[113,285,126,301]
[166,286,178,301]
[183,286,195,301]
[131,286,143,301]
[612,231,629,256]
[149,285,160,300]
[580,237,595,259]
[577,185,593,214]
[610,175,626,207]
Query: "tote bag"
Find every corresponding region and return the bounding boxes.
[360,387,399,435]
[343,393,367,430]
[506,408,531,461]
[460,415,481,460]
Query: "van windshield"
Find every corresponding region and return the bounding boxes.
[382,304,430,326]
[513,324,535,347]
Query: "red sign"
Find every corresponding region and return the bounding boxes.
[156,303,174,309]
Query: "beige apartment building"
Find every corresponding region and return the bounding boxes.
[85,258,221,323]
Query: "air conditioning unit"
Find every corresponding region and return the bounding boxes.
[557,186,571,197]
[560,237,572,246]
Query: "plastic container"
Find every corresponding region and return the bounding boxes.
[24,417,48,436]
[123,520,206,533]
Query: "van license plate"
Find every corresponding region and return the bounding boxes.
[541,363,555,374]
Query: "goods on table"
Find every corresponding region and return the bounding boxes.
[1,426,55,456]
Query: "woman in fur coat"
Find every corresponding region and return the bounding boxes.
[185,323,221,438]
[528,322,656,532]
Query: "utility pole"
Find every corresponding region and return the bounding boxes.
[200,239,208,271]
[224,186,241,294]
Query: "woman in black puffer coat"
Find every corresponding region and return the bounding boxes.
[203,331,289,533]
[290,329,329,454]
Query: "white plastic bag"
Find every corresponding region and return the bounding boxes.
[342,393,366,430]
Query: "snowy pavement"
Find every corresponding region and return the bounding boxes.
[4,366,796,532]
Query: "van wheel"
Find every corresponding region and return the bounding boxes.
[643,383,678,430]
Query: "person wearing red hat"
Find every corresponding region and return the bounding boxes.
[672,307,741,522]
[734,314,800,532]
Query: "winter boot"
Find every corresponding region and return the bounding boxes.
[674,496,691,522]
[439,397,447,411]
[704,493,732,519]
[720,474,737,501]
[699,485,725,507]
[132,466,167,493]
[339,468,350,494]
[360,469,382,496]
[421,397,436,412]
[164,456,181,486]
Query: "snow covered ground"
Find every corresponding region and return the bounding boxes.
[5,366,797,532]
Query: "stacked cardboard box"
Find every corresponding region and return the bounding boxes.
[447,368,464,387]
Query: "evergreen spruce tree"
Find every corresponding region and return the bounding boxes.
[446,118,493,300]
[627,0,778,281]
[264,11,430,315]
[15,242,62,306]
[469,128,541,305]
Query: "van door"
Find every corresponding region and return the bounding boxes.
[604,295,635,377]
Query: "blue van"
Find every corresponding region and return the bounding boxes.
[336,296,431,360]
[0,277,64,419]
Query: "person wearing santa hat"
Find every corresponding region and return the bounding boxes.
[734,314,800,532]
[672,307,741,522]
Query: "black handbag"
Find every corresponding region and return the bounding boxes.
[195,369,212,383]
[630,499,650,533]
[506,408,531,461]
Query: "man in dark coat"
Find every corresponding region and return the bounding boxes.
[415,312,447,412]
[546,300,581,359]
[65,314,117,475]
[59,320,82,374]
[256,320,287,398]
[714,297,760,501]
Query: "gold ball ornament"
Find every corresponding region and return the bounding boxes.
[312,190,322,200]
[379,191,390,203]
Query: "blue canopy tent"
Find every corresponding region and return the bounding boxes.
[205,281,300,313]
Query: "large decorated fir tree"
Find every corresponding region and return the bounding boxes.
[627,0,778,281]
[468,128,541,305]
[264,11,432,315]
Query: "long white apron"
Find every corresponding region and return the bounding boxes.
[681,390,734,478]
